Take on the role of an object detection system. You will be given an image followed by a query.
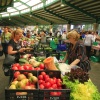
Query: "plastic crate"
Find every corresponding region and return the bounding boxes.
[39,89,70,100]
[5,70,39,100]
[38,70,70,100]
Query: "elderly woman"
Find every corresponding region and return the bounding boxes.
[61,30,90,72]
[7,28,26,62]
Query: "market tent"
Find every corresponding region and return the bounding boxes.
[0,0,100,26]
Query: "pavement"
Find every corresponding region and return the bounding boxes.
[0,55,100,100]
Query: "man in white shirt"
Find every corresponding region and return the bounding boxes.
[84,31,94,60]
[62,31,67,40]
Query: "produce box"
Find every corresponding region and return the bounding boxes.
[38,70,70,100]
[5,70,39,100]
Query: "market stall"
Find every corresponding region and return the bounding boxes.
[4,54,100,100]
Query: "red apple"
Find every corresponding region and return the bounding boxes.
[39,63,45,69]
[14,71,20,78]
[39,84,45,89]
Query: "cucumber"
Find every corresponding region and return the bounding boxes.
[19,58,29,63]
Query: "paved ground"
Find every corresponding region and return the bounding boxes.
[0,55,100,100]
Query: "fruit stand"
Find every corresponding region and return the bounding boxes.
[4,53,100,100]
[3,36,100,100]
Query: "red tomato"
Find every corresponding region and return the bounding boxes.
[57,82,62,87]
[39,80,45,84]
[30,67,34,70]
[41,72,46,76]
[48,87,53,89]
[24,65,30,70]
[12,63,20,67]
[39,63,45,69]
[53,77,57,84]
[14,71,20,78]
[38,75,44,80]
[52,84,57,89]
[18,66,24,70]
[45,82,51,89]
[12,66,18,70]
[49,78,54,85]
[44,75,49,80]
[45,77,50,82]
[39,84,45,89]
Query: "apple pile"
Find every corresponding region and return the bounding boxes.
[9,71,38,90]
[11,63,45,71]
[38,71,62,96]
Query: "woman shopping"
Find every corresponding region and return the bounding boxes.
[7,28,26,62]
[60,30,91,72]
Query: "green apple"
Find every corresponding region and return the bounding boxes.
[9,84,16,89]
[21,79,29,85]
[28,73,33,78]
[29,76,38,83]
[11,81,18,86]
[16,81,26,89]
[17,74,26,81]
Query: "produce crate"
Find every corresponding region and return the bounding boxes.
[5,70,39,100]
[38,70,70,100]
[5,89,39,100]
[39,89,70,100]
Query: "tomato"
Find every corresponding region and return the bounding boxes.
[14,71,20,78]
[24,65,30,70]
[57,79,62,87]
[41,72,46,76]
[44,75,49,80]
[39,63,45,69]
[30,67,34,70]
[39,84,45,89]
[49,78,54,85]
[52,84,57,89]
[12,63,20,67]
[48,87,53,89]
[45,82,51,89]
[12,66,18,70]
[18,66,25,70]
[39,80,45,84]
[38,75,44,80]
[53,78,57,84]
[45,77,50,82]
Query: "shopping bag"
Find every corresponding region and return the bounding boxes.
[3,54,15,76]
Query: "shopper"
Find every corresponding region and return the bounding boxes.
[1,26,11,57]
[60,30,90,72]
[84,31,94,59]
[39,31,46,44]
[62,31,67,42]
[7,28,26,62]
